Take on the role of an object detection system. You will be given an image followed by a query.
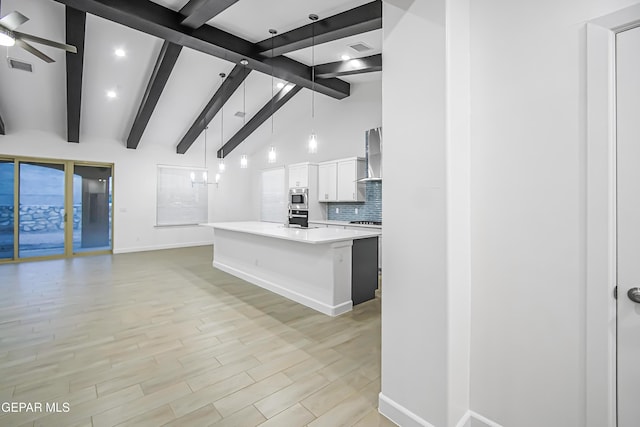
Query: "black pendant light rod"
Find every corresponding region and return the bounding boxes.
[269,28,276,134]
[241,59,247,127]
[309,14,317,121]
[218,72,225,159]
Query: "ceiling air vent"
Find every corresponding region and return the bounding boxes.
[349,42,372,53]
[234,111,246,118]
[7,58,33,72]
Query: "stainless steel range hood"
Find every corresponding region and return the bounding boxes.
[358,127,382,182]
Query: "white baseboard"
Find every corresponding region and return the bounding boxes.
[214,260,353,316]
[377,395,503,427]
[456,410,503,427]
[113,241,213,254]
[378,393,435,427]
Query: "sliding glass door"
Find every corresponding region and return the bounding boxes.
[73,165,112,253]
[19,161,67,258]
[0,157,113,262]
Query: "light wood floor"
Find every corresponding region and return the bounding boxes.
[0,246,395,427]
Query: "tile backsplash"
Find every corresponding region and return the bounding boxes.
[327,181,381,222]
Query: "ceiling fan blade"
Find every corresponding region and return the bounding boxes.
[14,31,77,53]
[15,39,55,63]
[0,11,29,30]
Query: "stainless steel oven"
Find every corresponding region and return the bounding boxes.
[288,187,309,210]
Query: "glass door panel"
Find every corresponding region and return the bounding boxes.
[18,161,66,258]
[0,160,14,260]
[73,165,112,253]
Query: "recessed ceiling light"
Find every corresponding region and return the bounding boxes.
[276,82,285,89]
[341,54,351,61]
[106,90,117,99]
[114,48,126,57]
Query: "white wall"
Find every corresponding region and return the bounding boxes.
[380,1,452,426]
[468,0,637,426]
[0,129,252,253]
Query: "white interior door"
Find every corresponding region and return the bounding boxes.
[616,24,640,427]
[260,167,285,223]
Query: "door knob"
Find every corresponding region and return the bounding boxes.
[627,287,640,303]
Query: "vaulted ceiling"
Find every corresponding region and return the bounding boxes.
[0,0,382,156]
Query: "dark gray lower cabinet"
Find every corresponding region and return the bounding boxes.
[351,237,379,305]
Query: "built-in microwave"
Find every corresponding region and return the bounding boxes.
[288,187,309,210]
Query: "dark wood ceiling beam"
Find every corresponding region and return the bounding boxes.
[127,41,182,149]
[65,6,86,143]
[314,53,381,79]
[0,114,5,135]
[176,64,251,154]
[179,0,239,29]
[52,0,350,100]
[217,85,303,158]
[256,1,382,57]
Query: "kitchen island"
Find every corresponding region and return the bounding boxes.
[202,221,381,316]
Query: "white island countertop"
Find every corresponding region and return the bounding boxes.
[202,221,380,245]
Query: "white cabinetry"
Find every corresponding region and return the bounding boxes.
[318,157,365,202]
[318,163,337,201]
[337,159,365,201]
[288,163,315,188]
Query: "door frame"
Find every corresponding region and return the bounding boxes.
[587,4,640,427]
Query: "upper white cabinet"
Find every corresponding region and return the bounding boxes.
[337,159,365,201]
[318,163,337,201]
[318,157,365,202]
[288,162,316,188]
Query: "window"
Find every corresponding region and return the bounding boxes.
[157,166,208,226]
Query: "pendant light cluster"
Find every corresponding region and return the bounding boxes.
[210,58,252,184]
[210,15,322,171]
[265,13,319,163]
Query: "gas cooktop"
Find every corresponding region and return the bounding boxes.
[349,220,382,225]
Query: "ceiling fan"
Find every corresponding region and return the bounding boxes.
[0,5,77,63]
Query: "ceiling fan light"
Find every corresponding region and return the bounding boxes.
[0,29,15,47]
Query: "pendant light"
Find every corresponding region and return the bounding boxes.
[267,28,277,164]
[218,72,226,173]
[240,59,249,169]
[195,124,214,186]
[202,125,209,183]
[308,14,319,154]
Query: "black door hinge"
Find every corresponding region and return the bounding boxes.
[614,286,618,299]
